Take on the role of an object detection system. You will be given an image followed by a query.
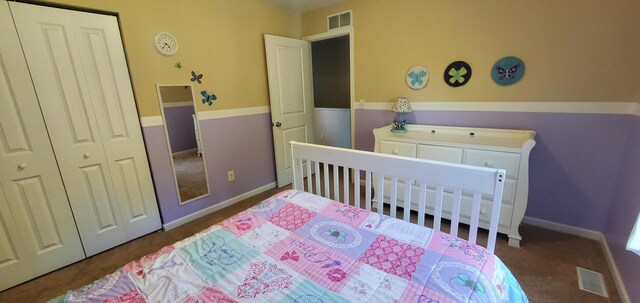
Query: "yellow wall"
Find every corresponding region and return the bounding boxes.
[302,0,640,103]
[38,0,301,116]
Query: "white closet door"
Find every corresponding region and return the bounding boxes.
[71,8,161,240]
[10,3,160,256]
[0,2,84,291]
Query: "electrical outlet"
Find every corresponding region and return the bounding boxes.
[227,170,235,181]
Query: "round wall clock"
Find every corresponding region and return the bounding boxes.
[153,32,178,56]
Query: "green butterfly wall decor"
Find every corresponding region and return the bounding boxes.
[444,61,472,87]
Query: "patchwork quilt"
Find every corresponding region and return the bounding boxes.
[50,190,528,303]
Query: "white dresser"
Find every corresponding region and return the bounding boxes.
[373,124,536,247]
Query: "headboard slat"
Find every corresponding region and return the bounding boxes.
[469,193,482,244]
[365,171,372,211]
[451,189,462,238]
[417,182,427,226]
[403,179,412,222]
[343,168,349,205]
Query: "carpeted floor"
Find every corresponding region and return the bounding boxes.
[0,186,622,302]
[173,151,208,202]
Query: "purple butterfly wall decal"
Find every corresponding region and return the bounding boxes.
[191,71,203,84]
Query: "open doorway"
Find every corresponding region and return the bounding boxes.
[264,29,353,187]
[310,35,351,148]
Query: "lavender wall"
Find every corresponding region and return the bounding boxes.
[139,108,639,299]
[355,109,635,232]
[604,116,640,302]
[163,105,197,153]
[142,113,275,223]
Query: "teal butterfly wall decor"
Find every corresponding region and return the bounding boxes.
[406,65,429,90]
[201,90,217,106]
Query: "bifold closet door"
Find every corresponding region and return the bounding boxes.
[10,3,161,256]
[0,2,84,290]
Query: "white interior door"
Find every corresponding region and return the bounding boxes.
[265,35,315,187]
[0,2,84,290]
[10,3,160,256]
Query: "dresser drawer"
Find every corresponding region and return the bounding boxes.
[417,144,463,164]
[378,140,416,157]
[476,178,517,205]
[464,149,521,178]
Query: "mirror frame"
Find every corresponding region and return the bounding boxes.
[155,83,211,204]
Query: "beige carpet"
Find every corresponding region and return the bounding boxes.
[0,185,622,302]
[173,151,208,202]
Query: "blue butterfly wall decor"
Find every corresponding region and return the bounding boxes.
[191,71,203,84]
[201,90,217,106]
[491,56,525,86]
[406,65,429,90]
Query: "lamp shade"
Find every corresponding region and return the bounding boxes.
[391,97,412,113]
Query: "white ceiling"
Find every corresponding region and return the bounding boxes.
[262,0,345,13]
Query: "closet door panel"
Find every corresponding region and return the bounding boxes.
[10,2,128,256]
[80,164,120,231]
[73,12,161,237]
[0,185,31,290]
[0,1,84,291]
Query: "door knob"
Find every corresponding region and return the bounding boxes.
[83,153,91,159]
[17,163,27,170]
[274,122,282,128]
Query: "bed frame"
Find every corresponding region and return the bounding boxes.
[290,141,506,253]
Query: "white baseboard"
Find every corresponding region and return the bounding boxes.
[162,182,276,230]
[522,216,602,240]
[600,236,632,303]
[523,216,630,302]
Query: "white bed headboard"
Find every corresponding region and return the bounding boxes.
[290,141,506,253]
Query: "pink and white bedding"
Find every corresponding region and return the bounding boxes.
[50,190,528,303]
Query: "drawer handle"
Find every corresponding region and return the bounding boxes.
[83,153,91,159]
[392,149,399,155]
[484,161,493,167]
[17,163,27,170]
[480,208,487,215]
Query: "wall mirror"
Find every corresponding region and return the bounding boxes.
[156,84,210,204]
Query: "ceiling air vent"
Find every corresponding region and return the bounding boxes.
[328,10,351,30]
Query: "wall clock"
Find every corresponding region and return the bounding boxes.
[153,32,178,56]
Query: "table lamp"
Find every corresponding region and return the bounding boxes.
[391,97,412,133]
